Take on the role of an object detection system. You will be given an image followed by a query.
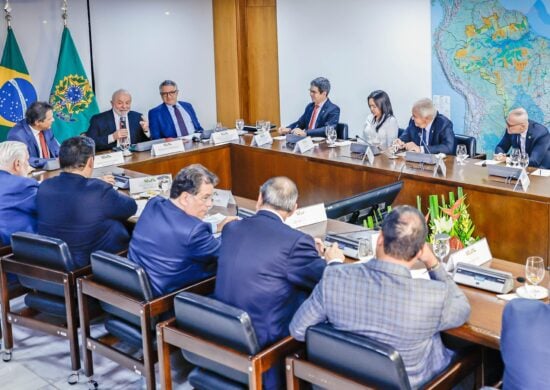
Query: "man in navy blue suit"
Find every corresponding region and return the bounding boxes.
[0,141,38,246]
[129,164,237,297]
[86,89,150,151]
[494,107,550,168]
[7,101,60,168]
[501,299,550,389]
[36,136,137,268]
[279,77,340,137]
[214,176,344,390]
[148,80,203,139]
[396,98,455,155]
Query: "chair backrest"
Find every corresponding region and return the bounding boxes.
[336,123,348,139]
[91,251,154,326]
[10,232,78,296]
[174,292,260,385]
[454,134,477,157]
[306,323,411,390]
[11,232,77,272]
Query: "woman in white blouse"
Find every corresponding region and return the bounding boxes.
[362,90,399,149]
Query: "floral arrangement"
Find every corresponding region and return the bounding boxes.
[417,187,478,249]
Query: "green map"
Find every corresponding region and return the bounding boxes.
[432,0,550,153]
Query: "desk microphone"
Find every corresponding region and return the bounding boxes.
[356,135,369,144]
[120,116,127,129]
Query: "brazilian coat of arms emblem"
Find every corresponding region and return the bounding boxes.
[49,74,95,122]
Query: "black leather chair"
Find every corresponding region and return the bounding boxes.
[78,251,215,390]
[156,292,301,390]
[0,245,26,342]
[455,134,477,157]
[0,232,92,384]
[286,323,482,390]
[336,123,349,140]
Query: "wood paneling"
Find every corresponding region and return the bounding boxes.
[212,0,280,127]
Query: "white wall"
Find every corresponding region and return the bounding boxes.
[277,0,432,136]
[2,0,217,128]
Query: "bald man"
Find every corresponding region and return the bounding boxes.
[495,108,550,168]
[86,89,149,151]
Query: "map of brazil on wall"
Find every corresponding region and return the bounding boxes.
[432,0,549,153]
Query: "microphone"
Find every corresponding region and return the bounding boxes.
[356,134,369,144]
[120,116,127,129]
[419,128,432,155]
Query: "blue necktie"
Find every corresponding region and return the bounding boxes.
[422,129,428,146]
[173,105,188,136]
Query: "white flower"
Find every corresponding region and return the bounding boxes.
[433,216,453,234]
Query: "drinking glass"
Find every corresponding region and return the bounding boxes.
[236,118,245,132]
[456,144,468,165]
[433,233,451,264]
[525,256,545,295]
[519,152,529,169]
[262,121,271,133]
[119,136,131,156]
[509,148,520,167]
[325,125,337,145]
[215,122,223,132]
[357,237,373,261]
[256,120,265,133]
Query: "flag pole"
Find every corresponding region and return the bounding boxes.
[61,0,68,27]
[4,0,12,27]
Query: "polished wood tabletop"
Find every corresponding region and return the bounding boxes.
[32,133,550,264]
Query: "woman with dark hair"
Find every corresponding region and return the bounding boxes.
[362,90,399,149]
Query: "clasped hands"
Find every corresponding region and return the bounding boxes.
[278,127,307,137]
[314,238,344,263]
[393,138,420,153]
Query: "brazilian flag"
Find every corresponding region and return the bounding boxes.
[49,27,99,142]
[0,27,37,141]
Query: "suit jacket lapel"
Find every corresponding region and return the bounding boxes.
[24,123,40,157]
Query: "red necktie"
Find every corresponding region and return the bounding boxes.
[308,105,320,130]
[39,131,50,158]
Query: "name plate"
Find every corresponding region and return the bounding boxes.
[293,137,315,154]
[129,174,173,194]
[285,203,327,228]
[212,189,236,208]
[93,151,125,168]
[151,140,185,156]
[211,129,239,145]
[433,156,447,177]
[362,146,375,165]
[514,169,530,192]
[447,238,492,271]
[252,131,273,146]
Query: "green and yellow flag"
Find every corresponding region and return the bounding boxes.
[49,27,99,142]
[0,27,37,141]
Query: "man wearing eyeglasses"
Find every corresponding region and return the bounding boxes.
[494,107,550,168]
[148,80,203,139]
[128,164,237,297]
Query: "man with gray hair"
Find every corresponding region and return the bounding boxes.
[129,164,237,297]
[148,79,203,139]
[396,97,455,154]
[86,89,150,151]
[495,107,550,168]
[214,176,344,390]
[0,141,37,246]
[279,77,340,137]
[290,205,470,388]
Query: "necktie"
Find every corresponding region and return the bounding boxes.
[173,105,188,136]
[308,105,320,130]
[38,131,50,159]
[422,128,429,147]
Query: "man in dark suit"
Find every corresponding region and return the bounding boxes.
[396,98,455,155]
[86,89,149,151]
[494,107,550,168]
[290,206,470,389]
[214,176,344,390]
[129,164,237,297]
[279,77,340,137]
[0,141,38,246]
[148,80,203,139]
[36,136,137,268]
[501,299,550,389]
[7,101,60,168]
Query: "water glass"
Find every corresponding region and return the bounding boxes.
[519,152,529,169]
[433,233,451,264]
[215,122,223,132]
[256,120,265,133]
[119,136,131,156]
[525,256,545,288]
[357,237,373,260]
[325,125,337,145]
[262,121,271,133]
[236,118,245,132]
[456,144,468,165]
[510,148,520,167]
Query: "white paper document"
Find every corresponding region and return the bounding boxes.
[531,168,550,177]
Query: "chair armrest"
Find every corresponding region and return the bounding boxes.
[256,336,304,369]
[0,245,11,257]
[424,346,482,390]
[149,276,216,316]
